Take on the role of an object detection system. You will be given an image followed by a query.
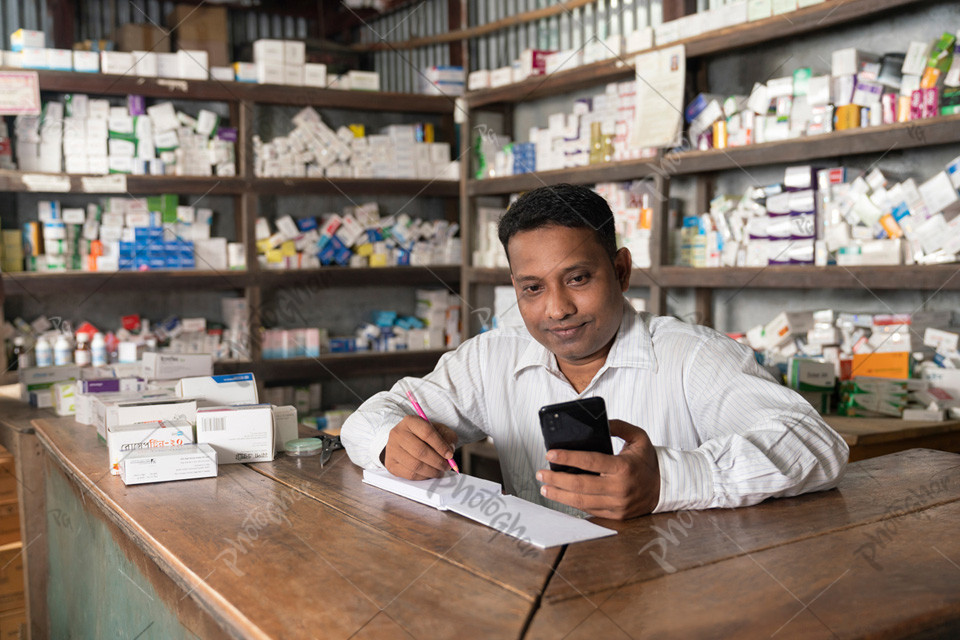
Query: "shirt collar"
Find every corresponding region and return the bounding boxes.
[512,298,657,377]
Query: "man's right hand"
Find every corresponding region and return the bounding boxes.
[381,415,458,480]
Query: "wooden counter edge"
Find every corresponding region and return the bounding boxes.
[31,417,271,640]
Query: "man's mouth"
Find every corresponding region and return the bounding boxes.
[548,322,587,339]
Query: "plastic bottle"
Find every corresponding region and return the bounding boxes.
[91,332,107,367]
[35,336,53,368]
[54,334,72,366]
[74,333,92,367]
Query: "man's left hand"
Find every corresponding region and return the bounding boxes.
[536,420,660,520]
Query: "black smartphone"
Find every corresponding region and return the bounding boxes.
[539,397,613,475]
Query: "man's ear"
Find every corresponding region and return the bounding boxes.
[614,247,632,292]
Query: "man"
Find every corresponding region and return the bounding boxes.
[342,184,848,520]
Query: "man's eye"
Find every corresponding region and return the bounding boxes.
[523,285,542,294]
[569,274,588,284]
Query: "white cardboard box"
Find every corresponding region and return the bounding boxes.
[141,352,214,379]
[72,50,99,73]
[121,443,218,485]
[176,373,259,406]
[196,404,275,464]
[303,63,327,87]
[97,396,196,440]
[107,418,195,476]
[253,39,285,64]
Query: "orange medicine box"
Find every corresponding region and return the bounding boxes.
[851,352,910,379]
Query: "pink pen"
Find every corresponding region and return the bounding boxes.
[405,390,460,474]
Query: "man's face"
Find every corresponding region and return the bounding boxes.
[508,224,631,365]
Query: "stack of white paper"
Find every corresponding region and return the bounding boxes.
[362,469,617,549]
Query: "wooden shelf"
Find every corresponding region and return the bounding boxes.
[658,264,960,291]
[0,171,245,195]
[466,267,511,286]
[237,83,455,113]
[671,114,960,175]
[252,349,450,383]
[28,69,453,113]
[465,0,927,108]
[468,156,660,196]
[466,115,960,192]
[1,270,253,297]
[252,177,459,197]
[259,265,460,289]
[0,171,460,196]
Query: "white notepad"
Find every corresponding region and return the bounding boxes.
[362,468,617,549]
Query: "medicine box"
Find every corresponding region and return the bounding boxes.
[19,364,80,404]
[176,373,259,406]
[96,395,196,441]
[107,418,195,476]
[120,443,218,485]
[141,352,214,379]
[196,404,275,464]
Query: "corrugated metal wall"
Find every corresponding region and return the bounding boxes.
[357,1,451,93]
[358,0,680,93]
[0,0,53,49]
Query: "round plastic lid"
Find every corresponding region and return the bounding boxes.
[284,438,325,457]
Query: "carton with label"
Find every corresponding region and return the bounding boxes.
[197,404,275,464]
[107,418,195,476]
[121,443,217,485]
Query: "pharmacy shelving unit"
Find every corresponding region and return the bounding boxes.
[0,70,462,386]
[460,0,960,334]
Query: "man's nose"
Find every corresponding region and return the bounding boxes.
[546,287,576,320]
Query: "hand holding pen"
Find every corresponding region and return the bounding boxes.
[406,391,460,474]
[380,390,461,480]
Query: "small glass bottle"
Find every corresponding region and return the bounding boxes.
[12,337,30,370]
[74,333,92,367]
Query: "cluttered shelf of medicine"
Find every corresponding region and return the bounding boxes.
[469,30,960,188]
[466,114,960,196]
[3,90,458,184]
[3,191,461,278]
[462,0,924,107]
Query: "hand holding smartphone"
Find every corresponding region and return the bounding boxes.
[539,397,613,475]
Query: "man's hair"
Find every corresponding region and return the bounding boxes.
[497,184,617,262]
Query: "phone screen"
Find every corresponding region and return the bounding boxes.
[539,397,613,475]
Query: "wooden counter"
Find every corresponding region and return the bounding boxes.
[826,415,960,462]
[2,397,960,639]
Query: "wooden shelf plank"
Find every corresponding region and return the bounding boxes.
[26,69,454,114]
[252,177,459,197]
[236,83,456,113]
[0,171,245,195]
[259,266,460,289]
[253,350,450,383]
[465,0,927,108]
[467,156,660,196]
[657,264,960,291]
[671,114,960,175]
[1,270,252,297]
[466,267,512,286]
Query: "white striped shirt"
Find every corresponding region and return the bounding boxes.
[341,300,849,516]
